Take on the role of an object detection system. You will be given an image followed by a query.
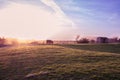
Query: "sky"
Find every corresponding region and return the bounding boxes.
[0,0,120,40]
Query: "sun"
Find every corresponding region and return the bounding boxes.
[0,2,65,40]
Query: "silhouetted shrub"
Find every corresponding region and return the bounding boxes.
[77,38,89,43]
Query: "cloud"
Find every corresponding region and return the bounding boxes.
[0,0,77,40]
[40,0,78,40]
[0,0,75,27]
[41,0,75,27]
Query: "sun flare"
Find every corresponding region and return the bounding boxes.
[0,2,66,40]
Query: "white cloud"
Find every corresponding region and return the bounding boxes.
[41,0,75,27]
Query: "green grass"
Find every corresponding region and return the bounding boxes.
[0,44,120,80]
[59,44,120,54]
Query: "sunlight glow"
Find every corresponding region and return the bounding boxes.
[0,2,68,40]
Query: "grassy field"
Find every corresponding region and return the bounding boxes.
[0,44,120,80]
[59,44,120,54]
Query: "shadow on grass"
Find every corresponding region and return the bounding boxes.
[58,44,120,54]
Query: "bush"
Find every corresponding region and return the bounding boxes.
[77,38,89,43]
